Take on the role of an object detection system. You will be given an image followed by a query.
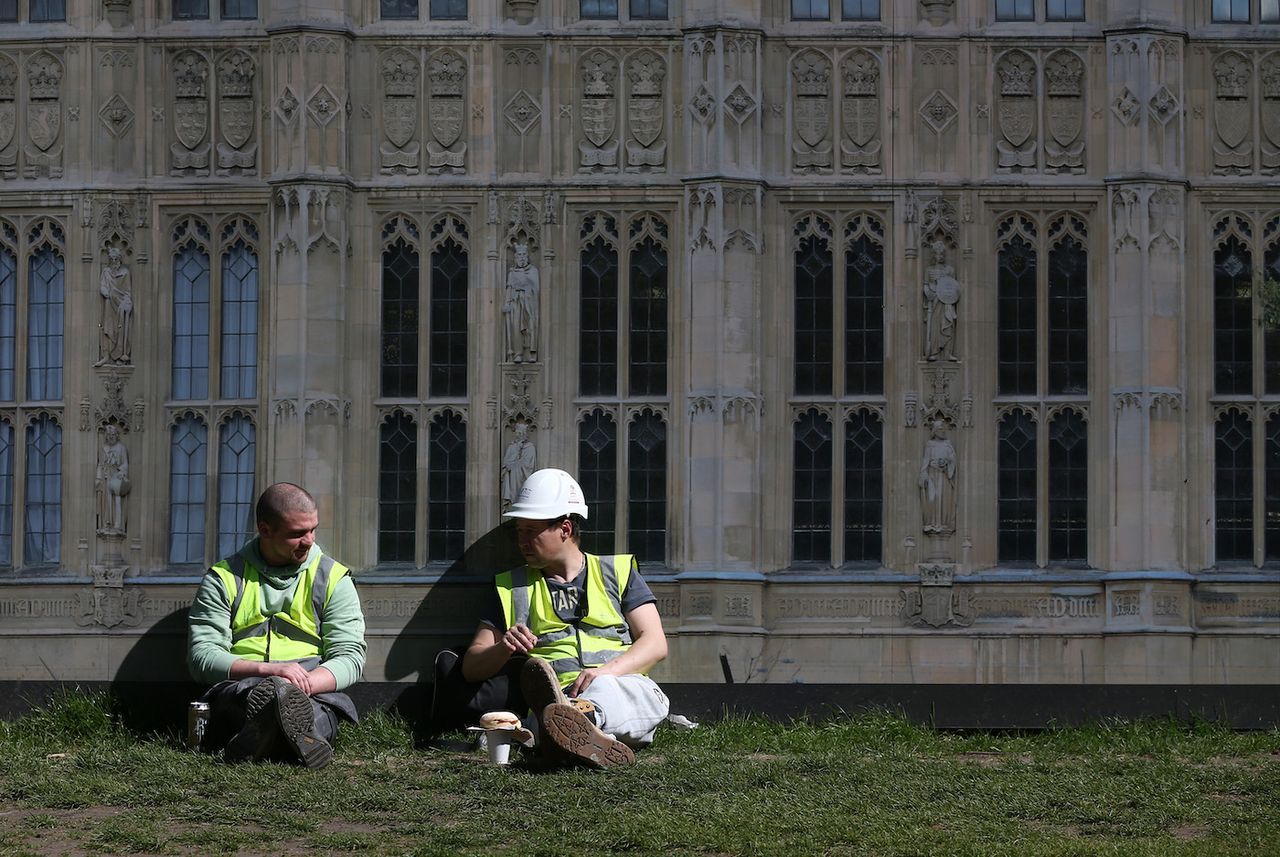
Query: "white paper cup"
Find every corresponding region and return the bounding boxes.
[486,729,512,765]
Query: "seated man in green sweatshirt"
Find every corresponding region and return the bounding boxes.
[187,482,366,768]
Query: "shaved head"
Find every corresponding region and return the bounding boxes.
[255,482,317,528]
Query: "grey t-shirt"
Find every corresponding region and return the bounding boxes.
[481,560,656,630]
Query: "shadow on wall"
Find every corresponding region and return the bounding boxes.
[377,523,525,739]
[110,604,204,737]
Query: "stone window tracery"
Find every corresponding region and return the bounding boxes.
[216,412,255,557]
[168,413,208,564]
[378,410,416,564]
[427,409,466,561]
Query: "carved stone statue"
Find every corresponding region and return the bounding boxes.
[500,422,536,508]
[922,240,960,362]
[95,424,131,536]
[503,243,540,363]
[96,246,133,367]
[918,419,957,536]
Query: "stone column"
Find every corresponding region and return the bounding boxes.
[1105,33,1186,571]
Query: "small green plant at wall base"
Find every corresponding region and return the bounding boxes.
[1239,275,1280,330]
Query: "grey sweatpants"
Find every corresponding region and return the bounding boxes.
[578,674,670,748]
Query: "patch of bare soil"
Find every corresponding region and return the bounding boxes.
[0,805,125,857]
[1170,825,1210,840]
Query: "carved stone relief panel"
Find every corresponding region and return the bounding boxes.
[25,51,64,179]
[170,50,211,176]
[1212,51,1251,175]
[1108,39,1141,172]
[721,35,759,171]
[303,36,344,172]
[0,53,16,179]
[686,35,716,173]
[1044,50,1085,174]
[915,47,958,174]
[791,49,833,174]
[1263,53,1280,173]
[216,50,257,176]
[427,48,466,173]
[995,50,1036,173]
[379,48,420,175]
[96,49,136,163]
[270,36,302,174]
[1146,40,1181,173]
[840,49,881,174]
[579,50,620,173]
[500,47,541,174]
[625,49,666,172]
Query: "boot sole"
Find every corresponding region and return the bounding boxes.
[541,702,634,770]
[520,658,569,748]
[275,680,333,769]
[224,679,280,763]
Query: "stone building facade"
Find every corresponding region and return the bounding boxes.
[0,0,1276,692]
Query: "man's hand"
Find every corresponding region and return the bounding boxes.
[255,661,316,694]
[567,665,614,697]
[501,623,538,656]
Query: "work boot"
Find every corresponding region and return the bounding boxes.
[541,702,634,770]
[519,658,568,738]
[273,678,333,769]
[570,697,601,726]
[224,678,283,763]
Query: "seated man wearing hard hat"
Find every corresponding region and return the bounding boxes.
[461,468,670,769]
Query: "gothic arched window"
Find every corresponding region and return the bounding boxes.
[430,229,468,398]
[794,217,834,396]
[378,411,417,564]
[845,220,884,396]
[27,221,64,402]
[0,419,11,566]
[168,414,209,564]
[1048,229,1088,395]
[1215,408,1253,563]
[627,410,667,562]
[578,408,618,557]
[0,226,15,402]
[1214,227,1253,396]
[1048,408,1088,562]
[427,410,466,561]
[173,218,212,401]
[998,218,1037,396]
[629,230,668,397]
[844,410,883,562]
[793,409,833,563]
[579,216,620,396]
[216,413,255,557]
[24,414,60,565]
[380,218,420,398]
[219,221,259,400]
[998,409,1037,564]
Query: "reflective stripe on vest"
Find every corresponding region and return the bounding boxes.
[209,550,347,663]
[495,553,637,686]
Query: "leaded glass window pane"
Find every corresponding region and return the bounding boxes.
[845,234,884,396]
[173,0,208,19]
[1046,0,1084,19]
[580,0,618,17]
[381,239,419,398]
[998,410,1036,564]
[627,411,666,562]
[427,412,466,561]
[995,0,1033,19]
[578,409,617,558]
[27,245,63,402]
[1264,0,1279,21]
[844,411,882,563]
[630,0,667,18]
[629,236,667,397]
[379,412,417,563]
[0,421,11,565]
[1265,244,1280,393]
[1266,414,1280,562]
[0,248,14,402]
[1214,236,1252,395]
[221,0,257,18]
[173,244,210,401]
[1048,236,1088,395]
[216,415,255,557]
[430,0,467,18]
[1215,410,1253,562]
[998,236,1037,396]
[793,409,833,563]
[1049,410,1087,562]
[220,241,257,400]
[1212,0,1250,21]
[0,1,16,22]
[430,238,467,398]
[842,0,879,19]
[795,234,834,396]
[792,0,830,18]
[580,236,618,396]
[381,0,418,18]
[169,416,208,564]
[24,415,60,564]
[30,0,65,21]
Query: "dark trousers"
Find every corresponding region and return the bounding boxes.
[427,650,530,735]
[202,677,357,751]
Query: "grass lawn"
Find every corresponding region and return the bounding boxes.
[0,693,1277,856]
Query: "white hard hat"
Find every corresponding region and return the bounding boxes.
[503,468,589,520]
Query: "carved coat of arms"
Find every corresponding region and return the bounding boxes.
[1215,98,1250,149]
[630,97,662,148]
[429,99,463,149]
[581,98,615,148]
[219,99,254,149]
[1047,101,1082,148]
[842,97,878,148]
[794,98,830,148]
[175,101,208,149]
[1261,99,1280,149]
[0,103,13,151]
[998,101,1034,148]
[383,99,417,148]
[27,103,60,151]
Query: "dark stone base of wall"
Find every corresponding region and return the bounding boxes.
[2,681,1275,733]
